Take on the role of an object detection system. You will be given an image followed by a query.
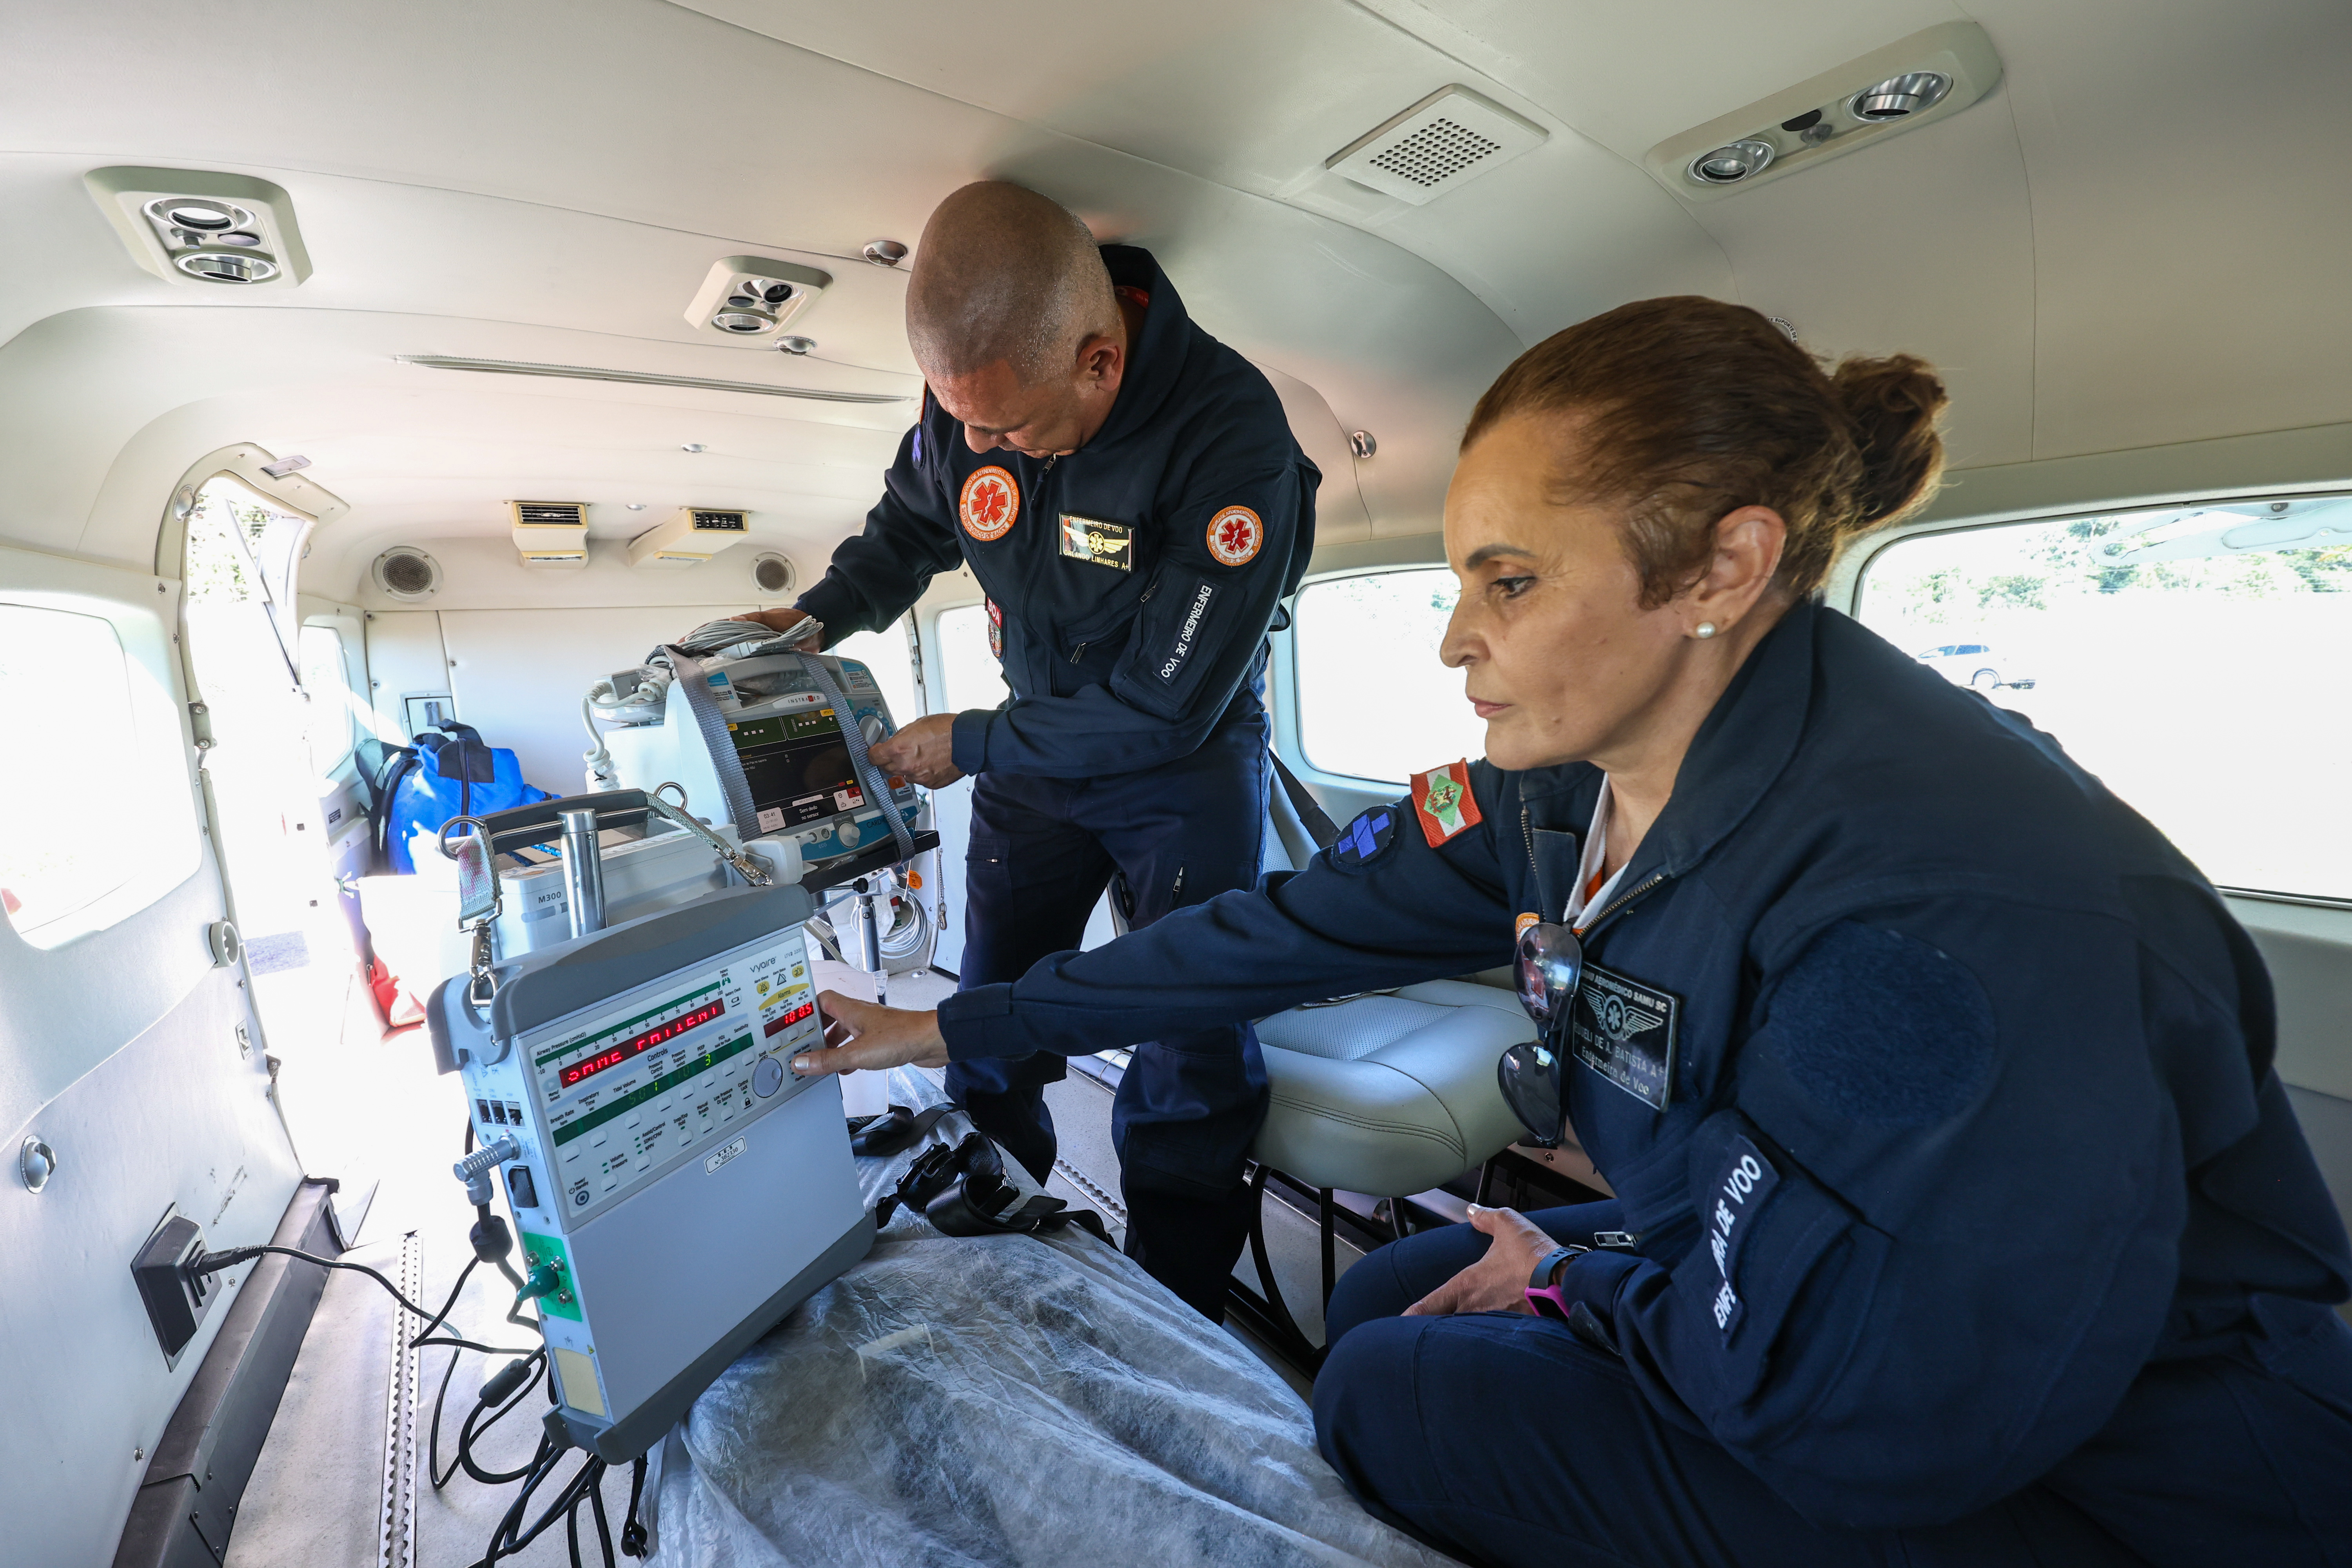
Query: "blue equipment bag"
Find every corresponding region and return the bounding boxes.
[381,721,551,874]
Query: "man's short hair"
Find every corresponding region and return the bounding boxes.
[906,183,1118,386]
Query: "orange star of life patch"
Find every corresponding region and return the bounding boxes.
[1205,505,1263,566]
[960,466,1020,542]
[1410,759,1483,848]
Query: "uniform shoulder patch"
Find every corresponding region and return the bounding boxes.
[1409,760,1483,848]
[1206,505,1263,566]
[1328,805,1397,870]
[960,465,1020,541]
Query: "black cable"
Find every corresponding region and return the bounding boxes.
[190,1244,446,1322]
[413,1334,541,1356]
[590,1468,617,1568]
[429,1346,467,1490]
[438,1350,546,1490]
[411,1256,478,1349]
[458,1367,554,1487]
[620,1455,648,1558]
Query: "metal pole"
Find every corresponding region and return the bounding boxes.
[560,807,606,937]
[854,875,887,1005]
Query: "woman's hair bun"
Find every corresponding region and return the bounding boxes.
[1831,354,1948,534]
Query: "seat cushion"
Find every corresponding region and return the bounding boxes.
[1252,980,1532,1197]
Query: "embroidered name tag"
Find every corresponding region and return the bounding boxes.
[1567,960,1679,1111]
[1059,514,1132,570]
[1705,1136,1780,1339]
[1157,581,1218,682]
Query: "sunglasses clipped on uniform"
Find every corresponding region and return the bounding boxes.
[1497,919,1583,1146]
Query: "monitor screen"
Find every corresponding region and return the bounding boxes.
[728,707,871,835]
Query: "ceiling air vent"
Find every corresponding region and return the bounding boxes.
[509,501,590,570]
[628,508,748,569]
[684,257,833,348]
[751,552,797,597]
[84,167,312,289]
[373,547,442,602]
[1326,86,1546,207]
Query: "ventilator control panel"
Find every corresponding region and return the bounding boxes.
[510,930,822,1223]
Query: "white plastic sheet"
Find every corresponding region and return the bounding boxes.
[642,1070,1451,1568]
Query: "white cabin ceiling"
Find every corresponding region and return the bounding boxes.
[0,0,2347,588]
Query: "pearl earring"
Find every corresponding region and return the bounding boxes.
[1693,622,1719,639]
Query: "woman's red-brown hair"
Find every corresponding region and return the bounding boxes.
[1462,296,1949,604]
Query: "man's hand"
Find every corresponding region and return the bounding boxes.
[867,713,963,788]
[701,606,826,650]
[1403,1205,1559,1317]
[791,990,949,1076]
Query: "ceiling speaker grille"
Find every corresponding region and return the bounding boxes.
[374,547,440,600]
[1327,85,1546,207]
[1369,118,1504,188]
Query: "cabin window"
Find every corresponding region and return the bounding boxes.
[936,603,1010,715]
[297,624,358,777]
[1857,497,2352,900]
[0,604,154,938]
[1293,568,1487,784]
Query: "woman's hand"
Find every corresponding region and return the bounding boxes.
[791,990,949,1076]
[1403,1205,1560,1317]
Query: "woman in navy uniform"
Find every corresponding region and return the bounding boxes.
[797,296,2352,1565]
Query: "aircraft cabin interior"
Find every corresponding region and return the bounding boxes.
[4,3,2349,1566]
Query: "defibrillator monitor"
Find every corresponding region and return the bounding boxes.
[601,650,922,864]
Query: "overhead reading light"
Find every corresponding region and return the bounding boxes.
[260,453,311,478]
[84,168,312,288]
[1642,22,2000,200]
[684,256,832,346]
[392,356,906,405]
[1689,140,1776,185]
[1851,72,1951,120]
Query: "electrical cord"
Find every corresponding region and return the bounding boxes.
[189,1243,454,1326]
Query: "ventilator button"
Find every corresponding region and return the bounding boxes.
[753,1056,785,1098]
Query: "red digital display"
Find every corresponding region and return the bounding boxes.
[763,999,817,1038]
[561,998,726,1088]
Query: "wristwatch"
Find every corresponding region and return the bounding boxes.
[1524,1244,1588,1319]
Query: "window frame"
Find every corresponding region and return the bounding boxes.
[1847,486,2352,910]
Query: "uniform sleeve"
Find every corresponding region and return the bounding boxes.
[1552,901,2194,1531]
[795,423,963,641]
[949,462,1312,778]
[939,767,1514,1058]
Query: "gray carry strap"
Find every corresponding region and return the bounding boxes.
[662,644,760,835]
[1269,751,1340,849]
[794,653,917,864]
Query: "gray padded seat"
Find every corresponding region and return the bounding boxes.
[1253,980,1532,1196]
[1241,776,1529,1199]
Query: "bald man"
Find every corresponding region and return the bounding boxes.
[745,182,1318,1318]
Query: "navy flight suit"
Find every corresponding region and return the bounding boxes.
[793,244,1319,1315]
[936,600,2352,1565]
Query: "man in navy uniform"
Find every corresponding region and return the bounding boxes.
[740,181,1318,1316]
